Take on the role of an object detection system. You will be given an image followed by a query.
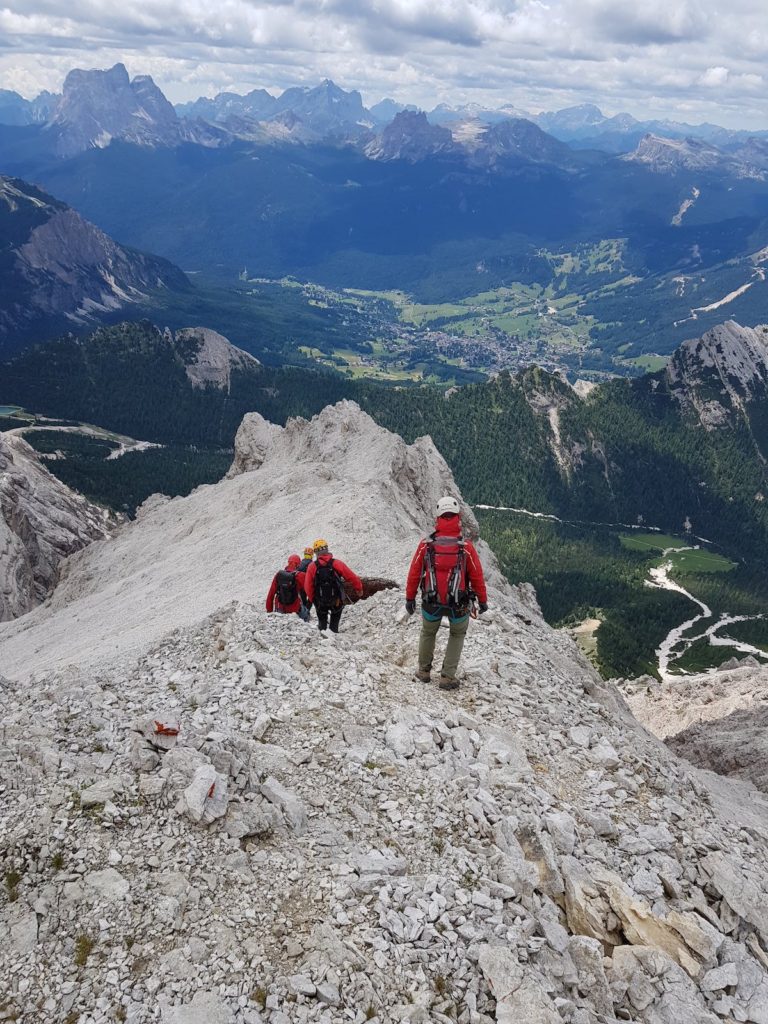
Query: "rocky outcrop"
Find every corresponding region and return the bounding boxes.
[226,411,282,477]
[365,110,457,162]
[0,176,189,347]
[2,402,768,1024]
[623,664,768,793]
[49,62,226,157]
[665,321,768,434]
[175,327,260,390]
[0,433,111,619]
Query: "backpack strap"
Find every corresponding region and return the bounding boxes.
[421,536,439,603]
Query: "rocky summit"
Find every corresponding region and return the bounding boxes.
[2,402,768,1024]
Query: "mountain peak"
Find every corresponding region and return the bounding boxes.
[666,320,768,428]
[623,133,763,177]
[471,117,577,168]
[51,63,220,155]
[365,109,455,162]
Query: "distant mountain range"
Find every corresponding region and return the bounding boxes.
[0,175,190,354]
[3,64,768,365]
[3,65,767,163]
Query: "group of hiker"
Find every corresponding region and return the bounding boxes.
[266,539,363,633]
[266,495,488,690]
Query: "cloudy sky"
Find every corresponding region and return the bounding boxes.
[1,0,767,128]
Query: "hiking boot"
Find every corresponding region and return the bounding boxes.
[414,669,431,683]
[439,675,459,691]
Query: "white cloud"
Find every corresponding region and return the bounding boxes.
[698,65,729,87]
[0,0,765,128]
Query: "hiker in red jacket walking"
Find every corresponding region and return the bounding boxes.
[304,538,363,633]
[266,554,309,620]
[405,496,488,690]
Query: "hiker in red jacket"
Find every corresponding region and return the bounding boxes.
[304,538,363,633]
[405,496,488,690]
[266,554,309,620]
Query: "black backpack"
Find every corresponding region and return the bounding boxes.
[276,570,299,607]
[314,559,344,608]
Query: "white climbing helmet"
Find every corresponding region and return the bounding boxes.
[436,495,460,516]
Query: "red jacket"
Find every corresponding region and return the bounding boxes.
[266,555,307,613]
[304,553,362,605]
[406,515,487,605]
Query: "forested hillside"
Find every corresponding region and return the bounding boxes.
[3,320,768,565]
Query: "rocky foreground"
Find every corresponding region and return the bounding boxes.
[2,402,768,1024]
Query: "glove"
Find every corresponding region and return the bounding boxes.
[478,602,488,614]
[405,599,416,615]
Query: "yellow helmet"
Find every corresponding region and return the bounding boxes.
[303,546,314,558]
[313,538,329,552]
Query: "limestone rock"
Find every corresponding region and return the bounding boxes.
[478,945,561,1024]
[160,991,235,1024]
[609,945,720,1023]
[176,765,229,825]
[700,852,768,947]
[0,433,111,620]
[84,868,130,900]
[562,858,620,945]
[261,776,307,833]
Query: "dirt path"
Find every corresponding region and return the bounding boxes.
[7,423,163,460]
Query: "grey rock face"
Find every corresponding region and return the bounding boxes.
[365,110,456,162]
[50,62,224,157]
[0,175,190,340]
[624,661,768,793]
[0,433,111,619]
[175,327,259,390]
[666,321,768,430]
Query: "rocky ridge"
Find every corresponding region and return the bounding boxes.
[623,135,764,178]
[665,321,768,430]
[49,63,225,157]
[0,176,190,348]
[364,111,456,163]
[0,433,112,620]
[2,402,768,1024]
[0,401,486,678]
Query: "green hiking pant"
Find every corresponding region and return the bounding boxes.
[418,610,469,680]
